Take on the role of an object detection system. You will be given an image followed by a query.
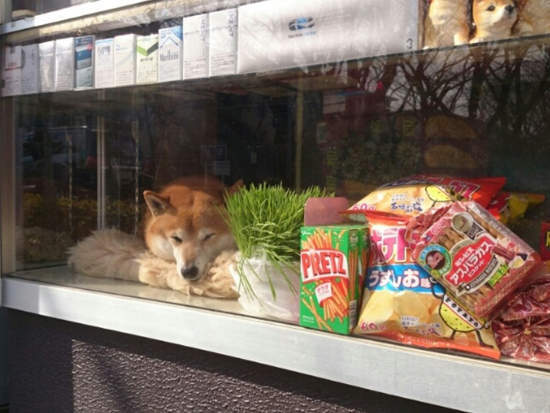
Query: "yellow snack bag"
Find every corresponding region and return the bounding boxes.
[353,212,500,359]
[348,175,506,217]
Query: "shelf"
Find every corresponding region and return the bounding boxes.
[2,271,550,413]
[4,30,550,101]
[1,0,152,35]
[1,0,253,44]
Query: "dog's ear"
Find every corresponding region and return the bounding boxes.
[227,179,244,196]
[144,191,172,216]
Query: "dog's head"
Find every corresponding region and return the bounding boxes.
[143,177,242,282]
[473,0,518,33]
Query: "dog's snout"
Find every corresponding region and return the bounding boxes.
[181,265,199,280]
[505,4,515,13]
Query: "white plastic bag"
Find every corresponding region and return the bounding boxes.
[230,253,300,323]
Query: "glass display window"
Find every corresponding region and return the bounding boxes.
[1,1,550,402]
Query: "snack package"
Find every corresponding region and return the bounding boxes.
[407,201,539,318]
[353,212,500,359]
[540,222,550,261]
[300,225,368,335]
[492,262,550,363]
[348,175,506,217]
[488,191,545,224]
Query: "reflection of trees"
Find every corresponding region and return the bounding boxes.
[381,43,550,182]
[381,43,550,130]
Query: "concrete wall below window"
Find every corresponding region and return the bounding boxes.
[0,310,7,405]
[7,310,460,412]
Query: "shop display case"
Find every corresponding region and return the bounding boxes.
[2,0,550,411]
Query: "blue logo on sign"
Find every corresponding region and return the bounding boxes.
[289,17,315,31]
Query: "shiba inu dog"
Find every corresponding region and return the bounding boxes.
[69,176,242,297]
[424,0,470,48]
[143,176,241,281]
[471,0,518,43]
[515,0,550,36]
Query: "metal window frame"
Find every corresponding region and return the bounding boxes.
[0,0,153,35]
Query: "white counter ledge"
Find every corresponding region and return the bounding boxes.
[2,270,550,413]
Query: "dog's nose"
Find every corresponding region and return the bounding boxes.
[505,4,515,13]
[181,265,199,280]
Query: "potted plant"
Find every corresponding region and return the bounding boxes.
[225,183,331,322]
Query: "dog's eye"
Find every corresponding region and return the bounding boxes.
[487,5,495,11]
[171,235,182,244]
[202,233,215,241]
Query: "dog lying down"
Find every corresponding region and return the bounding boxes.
[68,228,239,299]
[69,176,242,299]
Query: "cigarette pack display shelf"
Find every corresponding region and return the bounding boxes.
[2,271,549,413]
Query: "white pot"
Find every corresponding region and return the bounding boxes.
[230,254,300,323]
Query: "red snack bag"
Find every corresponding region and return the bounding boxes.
[406,201,539,318]
[351,211,500,360]
[488,191,545,224]
[493,262,550,363]
[348,175,505,218]
[540,222,550,261]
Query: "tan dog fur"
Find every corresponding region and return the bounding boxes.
[424,0,470,48]
[515,0,550,36]
[143,176,241,282]
[68,176,242,298]
[471,0,519,43]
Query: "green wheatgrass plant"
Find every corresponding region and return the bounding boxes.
[224,183,332,300]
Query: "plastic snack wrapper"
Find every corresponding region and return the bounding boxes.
[487,191,545,224]
[492,262,550,363]
[406,201,540,318]
[351,211,500,360]
[348,175,505,218]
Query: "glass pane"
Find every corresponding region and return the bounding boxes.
[2,0,550,375]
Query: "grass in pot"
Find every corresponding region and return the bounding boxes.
[225,183,331,322]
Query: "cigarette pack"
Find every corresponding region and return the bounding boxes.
[94,38,114,88]
[209,8,238,77]
[75,35,94,88]
[183,14,209,79]
[39,41,56,93]
[54,37,74,91]
[2,46,22,96]
[158,25,182,83]
[114,34,136,87]
[300,225,368,334]
[21,44,39,95]
[238,0,420,74]
[136,34,159,84]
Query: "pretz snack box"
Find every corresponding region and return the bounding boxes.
[238,0,420,74]
[300,225,368,334]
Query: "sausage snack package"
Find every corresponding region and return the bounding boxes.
[492,262,550,363]
[348,175,506,218]
[352,211,500,359]
[407,201,539,318]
